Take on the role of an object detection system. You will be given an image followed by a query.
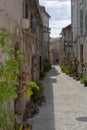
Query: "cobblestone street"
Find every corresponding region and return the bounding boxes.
[29,66,87,130]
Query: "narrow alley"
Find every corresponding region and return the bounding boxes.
[29,66,87,130]
[1,0,87,129]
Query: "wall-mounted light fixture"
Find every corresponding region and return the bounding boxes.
[64,40,72,47]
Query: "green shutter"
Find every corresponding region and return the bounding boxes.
[71,31,73,41]
[80,9,83,35]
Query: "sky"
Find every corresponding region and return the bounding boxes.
[39,0,71,38]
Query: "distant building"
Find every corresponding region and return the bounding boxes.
[61,24,72,64]
[49,38,59,64]
[58,37,65,64]
[40,6,51,59]
[0,0,43,122]
[49,39,54,64]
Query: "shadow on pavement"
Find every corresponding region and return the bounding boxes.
[41,66,60,130]
[44,66,60,83]
[50,66,60,77]
[30,66,60,130]
[76,117,87,122]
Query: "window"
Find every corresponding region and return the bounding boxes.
[85,16,87,35]
[31,14,37,33]
[80,3,83,35]
[43,26,49,33]
[24,1,30,19]
[23,1,31,31]
[71,31,73,41]
[25,3,28,18]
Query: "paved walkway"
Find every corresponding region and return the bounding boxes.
[28,66,87,130]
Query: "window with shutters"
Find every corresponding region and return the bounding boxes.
[85,15,87,35]
[25,3,28,18]
[80,3,83,35]
[31,14,37,33]
[24,0,30,19]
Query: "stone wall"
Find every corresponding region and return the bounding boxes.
[0,0,24,121]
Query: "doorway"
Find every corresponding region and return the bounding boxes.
[80,44,83,72]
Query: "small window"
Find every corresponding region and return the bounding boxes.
[80,8,83,35]
[24,0,30,19]
[25,3,28,18]
[31,14,37,33]
[85,16,87,35]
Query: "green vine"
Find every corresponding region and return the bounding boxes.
[0,29,22,130]
[25,81,39,99]
[0,29,39,130]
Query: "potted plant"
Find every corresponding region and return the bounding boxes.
[81,76,87,86]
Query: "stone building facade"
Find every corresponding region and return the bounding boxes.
[49,38,60,65]
[71,0,87,74]
[0,0,43,122]
[49,41,54,65]
[0,0,24,122]
[61,24,72,64]
[40,6,50,59]
[57,37,65,64]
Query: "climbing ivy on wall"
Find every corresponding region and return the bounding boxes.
[0,29,22,130]
[0,29,39,130]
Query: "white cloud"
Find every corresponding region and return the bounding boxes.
[39,0,47,6]
[46,1,70,8]
[39,0,71,38]
[47,0,70,2]
[50,19,71,37]
[46,3,71,21]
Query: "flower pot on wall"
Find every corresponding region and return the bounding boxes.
[84,82,87,87]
